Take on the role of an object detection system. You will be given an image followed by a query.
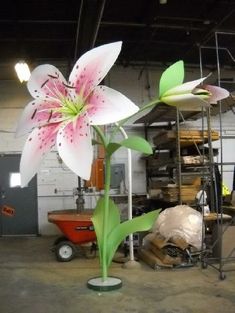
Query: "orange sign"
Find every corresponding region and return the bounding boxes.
[1,205,15,217]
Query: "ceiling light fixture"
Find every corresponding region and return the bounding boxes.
[159,0,167,4]
[14,61,31,83]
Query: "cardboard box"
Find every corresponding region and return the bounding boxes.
[138,248,173,269]
[148,242,182,265]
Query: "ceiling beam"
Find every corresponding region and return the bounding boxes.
[73,0,106,60]
[0,19,207,32]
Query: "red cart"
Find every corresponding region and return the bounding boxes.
[48,209,96,262]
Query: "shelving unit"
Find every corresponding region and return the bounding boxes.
[138,101,233,210]
[145,120,219,207]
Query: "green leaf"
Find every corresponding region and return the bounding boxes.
[91,198,104,260]
[106,142,121,156]
[107,137,153,157]
[106,209,160,266]
[91,197,120,260]
[120,136,153,154]
[159,60,184,98]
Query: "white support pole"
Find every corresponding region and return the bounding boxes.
[118,125,135,262]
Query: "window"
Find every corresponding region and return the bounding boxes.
[9,173,21,188]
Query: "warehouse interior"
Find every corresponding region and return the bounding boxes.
[1,0,235,312]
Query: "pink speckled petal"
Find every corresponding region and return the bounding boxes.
[27,64,68,100]
[20,124,59,187]
[16,99,63,137]
[204,85,230,104]
[69,42,122,99]
[57,117,93,180]
[86,85,139,125]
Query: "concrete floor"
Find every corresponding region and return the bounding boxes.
[0,236,235,313]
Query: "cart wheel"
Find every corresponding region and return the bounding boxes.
[55,241,76,262]
[53,236,68,246]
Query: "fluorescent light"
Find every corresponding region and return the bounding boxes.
[14,61,31,83]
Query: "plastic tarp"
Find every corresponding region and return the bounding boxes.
[152,205,203,250]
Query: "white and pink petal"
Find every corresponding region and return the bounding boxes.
[86,85,139,125]
[27,64,68,100]
[164,77,207,97]
[57,117,93,180]
[69,42,122,99]
[204,85,230,104]
[20,124,59,187]
[16,99,63,137]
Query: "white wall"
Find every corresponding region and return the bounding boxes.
[1,64,235,234]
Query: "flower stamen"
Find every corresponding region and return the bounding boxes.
[41,79,49,88]
[62,82,76,89]
[47,110,53,123]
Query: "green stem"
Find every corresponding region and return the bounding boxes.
[102,154,111,281]
[92,125,111,281]
[139,98,160,112]
[92,125,108,148]
[92,99,159,280]
[110,98,160,141]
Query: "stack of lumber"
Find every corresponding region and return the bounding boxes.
[153,129,219,148]
[161,185,201,202]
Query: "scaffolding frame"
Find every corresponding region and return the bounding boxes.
[198,31,235,280]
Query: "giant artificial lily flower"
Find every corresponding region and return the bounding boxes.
[159,60,229,110]
[16,42,139,187]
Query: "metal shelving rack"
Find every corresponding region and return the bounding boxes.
[142,107,218,208]
[199,31,235,280]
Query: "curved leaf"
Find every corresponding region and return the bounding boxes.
[106,209,160,266]
[91,197,120,260]
[106,142,121,156]
[159,60,184,98]
[120,136,153,154]
[107,136,153,157]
